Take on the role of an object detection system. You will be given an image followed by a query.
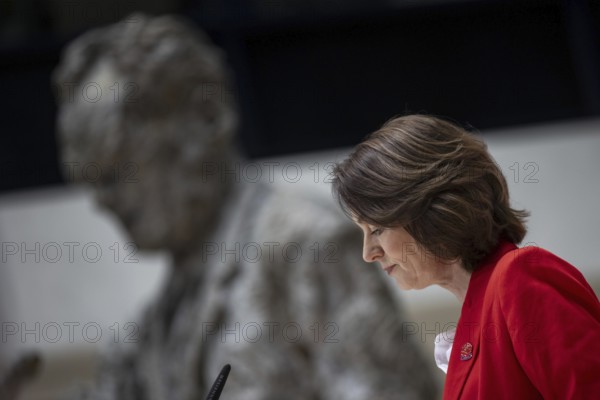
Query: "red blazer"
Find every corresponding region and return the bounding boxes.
[443,240,600,399]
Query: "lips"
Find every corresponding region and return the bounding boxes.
[383,265,397,276]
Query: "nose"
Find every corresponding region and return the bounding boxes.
[362,234,383,263]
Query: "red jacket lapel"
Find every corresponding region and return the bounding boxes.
[443,240,517,399]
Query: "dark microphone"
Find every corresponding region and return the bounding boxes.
[205,364,231,400]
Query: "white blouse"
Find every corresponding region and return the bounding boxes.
[434,327,456,374]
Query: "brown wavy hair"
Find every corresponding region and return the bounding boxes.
[331,114,529,271]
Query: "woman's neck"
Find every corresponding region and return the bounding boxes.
[438,261,472,303]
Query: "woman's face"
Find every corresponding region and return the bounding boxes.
[353,219,453,290]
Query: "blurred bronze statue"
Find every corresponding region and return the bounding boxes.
[0,353,42,400]
[52,13,437,400]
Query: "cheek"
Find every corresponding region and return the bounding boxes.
[394,261,417,279]
[382,239,406,260]
[388,245,413,270]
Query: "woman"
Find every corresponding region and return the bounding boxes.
[331,115,600,399]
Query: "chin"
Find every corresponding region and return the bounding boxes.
[392,277,412,290]
[391,274,419,291]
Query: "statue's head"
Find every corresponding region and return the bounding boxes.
[53,14,238,252]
